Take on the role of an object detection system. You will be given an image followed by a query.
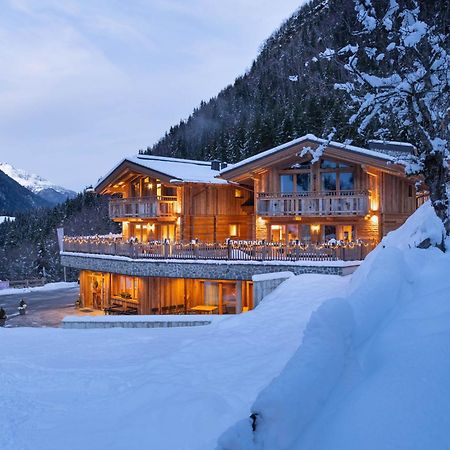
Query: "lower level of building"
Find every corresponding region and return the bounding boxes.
[79,270,254,315]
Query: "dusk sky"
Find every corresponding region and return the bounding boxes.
[0,0,304,191]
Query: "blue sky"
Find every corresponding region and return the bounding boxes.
[0,0,303,191]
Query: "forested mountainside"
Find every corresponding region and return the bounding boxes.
[147,0,445,162]
[0,193,119,281]
[0,170,50,214]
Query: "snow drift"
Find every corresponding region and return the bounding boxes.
[218,202,450,450]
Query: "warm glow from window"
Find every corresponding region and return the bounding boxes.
[271,225,282,231]
[370,197,379,211]
[229,224,239,237]
[370,215,379,224]
[310,224,320,233]
[234,189,243,198]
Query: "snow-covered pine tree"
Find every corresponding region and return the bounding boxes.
[332,0,450,246]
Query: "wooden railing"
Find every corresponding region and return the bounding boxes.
[109,196,178,219]
[63,237,376,262]
[257,190,370,216]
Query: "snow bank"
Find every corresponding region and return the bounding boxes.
[218,203,450,450]
[382,200,444,250]
[0,274,347,450]
[0,281,78,296]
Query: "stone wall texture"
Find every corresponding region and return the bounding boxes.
[61,253,359,280]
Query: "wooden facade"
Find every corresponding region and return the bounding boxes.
[72,137,418,315]
[220,138,417,244]
[79,270,253,315]
[97,160,254,242]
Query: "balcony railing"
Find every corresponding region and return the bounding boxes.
[257,190,370,216]
[109,196,178,219]
[63,236,376,262]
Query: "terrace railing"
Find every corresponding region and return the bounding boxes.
[109,196,178,219]
[63,237,376,262]
[257,190,370,216]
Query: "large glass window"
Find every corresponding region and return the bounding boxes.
[324,225,337,240]
[321,159,338,169]
[300,224,311,242]
[339,172,354,190]
[280,174,294,193]
[321,173,337,191]
[296,173,310,192]
[320,158,354,192]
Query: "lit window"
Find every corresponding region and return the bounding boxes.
[229,224,239,238]
[234,189,243,198]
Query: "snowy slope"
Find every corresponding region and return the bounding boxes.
[0,273,347,450]
[218,202,450,450]
[0,162,76,205]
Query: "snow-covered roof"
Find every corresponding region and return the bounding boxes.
[220,134,398,176]
[96,154,229,189]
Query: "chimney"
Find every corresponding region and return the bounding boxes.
[211,159,221,171]
[220,161,228,170]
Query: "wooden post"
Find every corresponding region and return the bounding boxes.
[218,282,223,315]
[236,281,242,314]
[227,239,232,260]
[164,239,170,258]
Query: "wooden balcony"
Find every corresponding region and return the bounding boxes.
[109,196,178,219]
[257,190,370,217]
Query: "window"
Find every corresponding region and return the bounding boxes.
[320,158,354,192]
[287,224,300,242]
[339,172,354,191]
[321,159,338,169]
[341,225,355,241]
[324,225,337,240]
[300,224,311,242]
[280,174,294,193]
[321,172,337,191]
[229,224,239,238]
[234,189,243,198]
[296,173,310,192]
[280,173,310,193]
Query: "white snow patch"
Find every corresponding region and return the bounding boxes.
[0,282,78,296]
[0,216,15,224]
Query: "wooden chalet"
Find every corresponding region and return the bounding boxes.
[62,135,418,316]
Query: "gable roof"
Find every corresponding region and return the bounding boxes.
[95,154,229,191]
[219,134,406,180]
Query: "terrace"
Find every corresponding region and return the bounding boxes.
[63,236,375,262]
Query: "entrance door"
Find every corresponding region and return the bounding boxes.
[88,273,105,309]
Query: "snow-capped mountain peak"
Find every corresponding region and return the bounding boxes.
[0,162,76,205]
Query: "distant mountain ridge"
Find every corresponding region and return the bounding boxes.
[0,169,50,214]
[0,162,76,206]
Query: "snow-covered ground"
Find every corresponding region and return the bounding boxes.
[0,274,346,450]
[2,202,449,450]
[219,202,450,450]
[0,281,78,296]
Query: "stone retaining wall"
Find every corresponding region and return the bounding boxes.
[61,252,359,280]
